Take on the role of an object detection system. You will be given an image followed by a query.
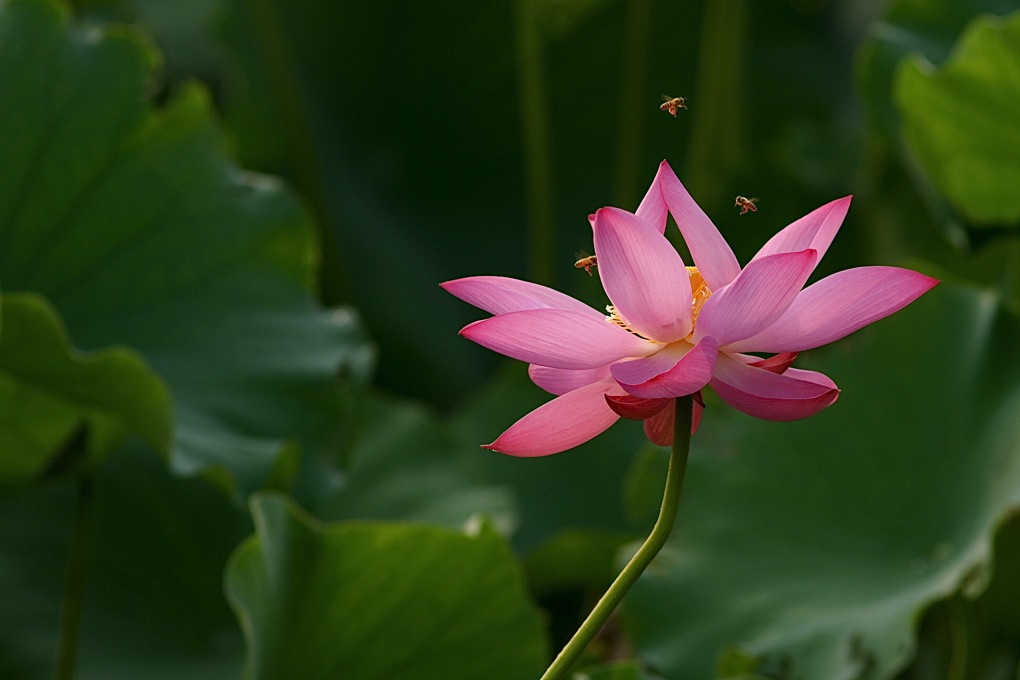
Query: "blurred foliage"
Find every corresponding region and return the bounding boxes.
[225,494,547,679]
[0,0,1018,678]
[896,12,1020,226]
[0,294,171,483]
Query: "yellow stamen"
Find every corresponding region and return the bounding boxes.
[602,268,712,342]
[605,305,629,330]
[687,266,712,327]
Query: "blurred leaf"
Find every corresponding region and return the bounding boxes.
[899,510,1020,679]
[895,12,1020,226]
[623,282,1020,679]
[0,444,249,679]
[856,0,1016,140]
[572,659,643,680]
[0,294,171,483]
[225,493,548,680]
[312,390,516,532]
[0,0,370,494]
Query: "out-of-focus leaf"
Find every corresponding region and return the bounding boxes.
[0,294,171,483]
[0,0,371,494]
[0,444,249,679]
[572,659,643,680]
[901,510,1020,678]
[855,0,1016,248]
[856,0,1016,140]
[624,282,1020,679]
[895,12,1020,226]
[312,390,516,532]
[225,494,547,680]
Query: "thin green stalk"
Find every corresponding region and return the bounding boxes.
[541,395,694,680]
[612,0,653,209]
[54,475,98,680]
[515,0,555,286]
[684,0,748,204]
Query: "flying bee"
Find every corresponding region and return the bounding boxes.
[574,254,598,276]
[660,95,688,117]
[734,196,759,215]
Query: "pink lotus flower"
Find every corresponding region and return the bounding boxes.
[442,162,939,456]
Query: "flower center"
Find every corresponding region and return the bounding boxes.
[603,267,712,341]
[687,266,711,327]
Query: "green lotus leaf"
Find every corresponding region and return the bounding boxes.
[225,493,548,680]
[0,445,250,679]
[0,293,171,483]
[896,12,1020,225]
[0,0,370,493]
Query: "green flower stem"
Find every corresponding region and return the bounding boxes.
[54,474,98,680]
[541,395,694,680]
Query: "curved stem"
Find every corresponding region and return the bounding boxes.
[541,395,694,680]
[54,475,98,680]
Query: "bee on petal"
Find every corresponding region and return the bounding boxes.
[574,254,598,276]
[735,196,758,215]
[660,95,688,117]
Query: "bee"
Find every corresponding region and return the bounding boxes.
[574,254,598,276]
[734,196,758,215]
[660,95,688,117]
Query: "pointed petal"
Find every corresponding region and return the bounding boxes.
[710,352,839,421]
[635,163,670,234]
[695,249,817,347]
[725,267,941,353]
[611,337,717,399]
[484,380,623,456]
[594,206,693,342]
[752,196,851,264]
[529,365,612,396]
[441,276,603,318]
[605,393,671,420]
[461,308,658,370]
[654,161,742,290]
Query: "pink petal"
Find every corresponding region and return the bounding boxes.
[644,404,674,446]
[611,337,718,399]
[724,267,941,353]
[752,196,851,264]
[748,352,799,374]
[641,396,703,446]
[593,206,693,342]
[653,161,742,290]
[461,308,658,370]
[710,352,839,421]
[605,393,671,420]
[635,165,670,234]
[529,365,612,396]
[484,380,624,457]
[695,250,818,347]
[441,276,603,318]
